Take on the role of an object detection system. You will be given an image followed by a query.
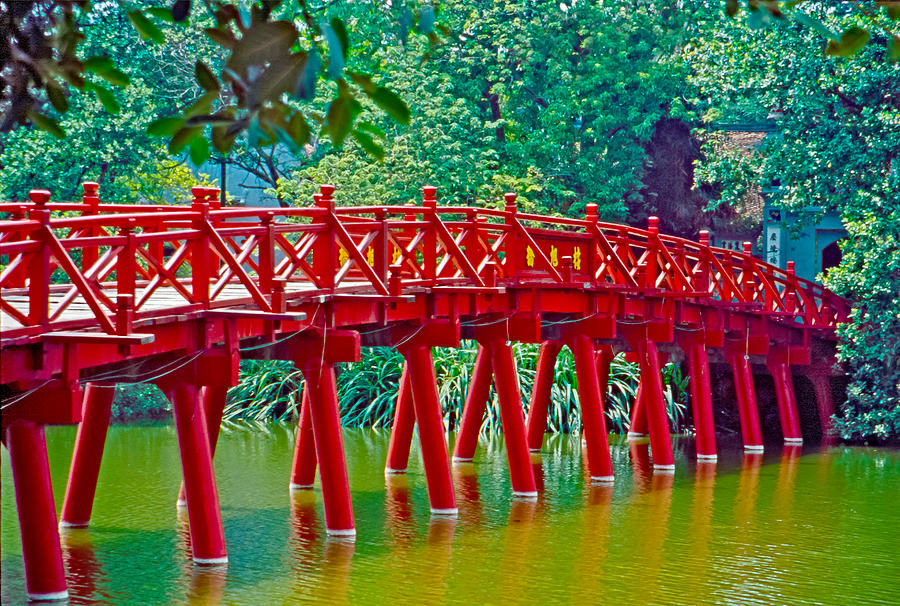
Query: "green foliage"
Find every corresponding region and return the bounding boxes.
[111,384,170,421]
[224,343,689,436]
[689,5,900,440]
[118,153,220,205]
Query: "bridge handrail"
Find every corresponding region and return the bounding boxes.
[0,185,849,340]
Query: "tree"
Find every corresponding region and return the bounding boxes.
[689,4,900,440]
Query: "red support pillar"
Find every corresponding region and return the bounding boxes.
[768,359,803,444]
[290,387,318,489]
[728,350,764,452]
[300,364,356,535]
[169,382,228,563]
[385,365,415,474]
[524,341,562,453]
[60,383,116,528]
[683,338,718,461]
[6,419,69,601]
[177,384,229,507]
[627,383,649,438]
[403,344,457,515]
[489,340,538,498]
[636,339,675,471]
[452,345,493,462]
[573,335,614,483]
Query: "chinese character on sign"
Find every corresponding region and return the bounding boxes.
[573,247,582,271]
[550,245,558,267]
[366,246,375,266]
[338,247,349,266]
[526,246,535,268]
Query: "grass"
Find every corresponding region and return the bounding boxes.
[223,341,690,435]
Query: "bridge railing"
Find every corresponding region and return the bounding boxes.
[0,183,849,339]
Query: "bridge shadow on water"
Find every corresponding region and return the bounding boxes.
[2,425,898,605]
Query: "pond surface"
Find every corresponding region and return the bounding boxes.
[2,425,898,605]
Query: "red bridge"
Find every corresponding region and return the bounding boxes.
[0,183,847,600]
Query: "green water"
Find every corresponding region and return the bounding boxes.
[2,425,898,605]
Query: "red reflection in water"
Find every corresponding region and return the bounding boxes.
[185,565,227,605]
[60,528,107,604]
[321,537,355,605]
[629,439,654,492]
[452,462,485,528]
[384,473,416,545]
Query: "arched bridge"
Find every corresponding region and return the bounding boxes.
[0,183,847,601]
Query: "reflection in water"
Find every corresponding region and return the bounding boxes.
[384,473,415,545]
[60,528,109,604]
[452,462,485,529]
[2,426,899,605]
[184,565,227,606]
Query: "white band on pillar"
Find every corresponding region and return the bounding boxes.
[193,556,229,565]
[289,483,314,491]
[430,508,459,516]
[590,475,615,484]
[326,528,357,537]
[744,445,764,452]
[26,590,68,601]
[384,467,407,475]
[697,454,718,461]
[512,491,539,499]
[451,456,473,463]
[59,520,89,529]
[784,438,803,444]
[653,464,675,474]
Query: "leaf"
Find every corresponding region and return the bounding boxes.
[323,22,345,79]
[127,10,166,44]
[293,50,320,100]
[416,5,436,34]
[286,112,310,147]
[826,27,870,57]
[889,35,900,62]
[357,121,385,139]
[248,53,305,106]
[348,70,375,93]
[353,129,385,161]
[168,126,200,153]
[97,68,131,87]
[172,0,191,22]
[725,0,740,17]
[186,111,234,126]
[147,7,175,22]
[793,11,836,41]
[195,61,220,91]
[368,86,410,125]
[83,56,115,73]
[184,90,218,117]
[147,116,186,136]
[330,17,350,60]
[46,80,68,113]
[27,110,65,138]
[226,21,297,74]
[204,27,236,49]
[89,83,120,113]
[189,135,210,166]
[325,96,353,146]
[211,124,237,153]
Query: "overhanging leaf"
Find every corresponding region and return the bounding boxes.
[88,83,120,113]
[83,56,115,73]
[324,22,345,78]
[293,50,320,100]
[325,96,353,146]
[826,27,870,57]
[168,126,200,153]
[330,17,350,60]
[27,110,65,138]
[368,86,410,125]
[46,80,68,113]
[127,10,166,44]
[226,21,297,74]
[195,61,220,91]
[353,128,385,161]
[248,52,306,106]
[189,135,210,166]
[97,68,131,87]
[889,35,900,61]
[147,116,186,136]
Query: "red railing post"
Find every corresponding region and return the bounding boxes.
[27,190,52,327]
[452,344,493,462]
[258,212,275,294]
[191,187,211,307]
[503,193,519,282]
[6,419,68,601]
[524,341,562,452]
[696,230,711,296]
[117,218,137,303]
[81,181,100,272]
[585,203,599,280]
[422,186,438,283]
[313,185,336,290]
[6,205,28,287]
[742,241,756,302]
[375,207,389,284]
[643,216,660,289]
